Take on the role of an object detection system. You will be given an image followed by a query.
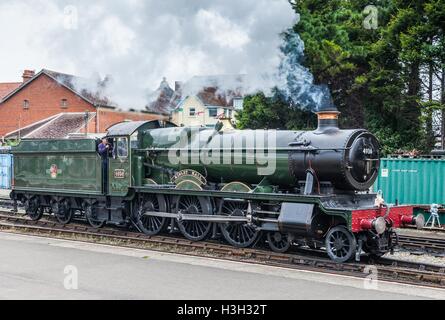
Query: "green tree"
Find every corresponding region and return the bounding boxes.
[239,0,445,154]
[236,91,316,130]
[288,0,445,154]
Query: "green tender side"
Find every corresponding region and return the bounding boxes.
[12,139,103,195]
[374,157,445,205]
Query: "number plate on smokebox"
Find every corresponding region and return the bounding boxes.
[114,169,126,179]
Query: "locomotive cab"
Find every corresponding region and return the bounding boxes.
[105,120,176,196]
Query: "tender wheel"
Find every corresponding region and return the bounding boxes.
[325,226,357,263]
[176,195,212,241]
[136,195,168,236]
[24,197,43,221]
[51,199,73,224]
[220,201,259,248]
[84,202,105,229]
[267,232,292,253]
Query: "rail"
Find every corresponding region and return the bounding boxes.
[0,210,443,288]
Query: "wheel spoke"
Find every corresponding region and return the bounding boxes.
[267,232,291,253]
[220,201,258,248]
[325,227,356,262]
[177,196,211,241]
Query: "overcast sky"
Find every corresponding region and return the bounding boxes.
[0,0,296,108]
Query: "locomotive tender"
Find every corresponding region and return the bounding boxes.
[10,106,424,262]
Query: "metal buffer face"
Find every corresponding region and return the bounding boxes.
[220,201,259,248]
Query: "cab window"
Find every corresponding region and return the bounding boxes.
[116,137,128,158]
[130,132,139,148]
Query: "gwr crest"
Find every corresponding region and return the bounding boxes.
[46,164,62,179]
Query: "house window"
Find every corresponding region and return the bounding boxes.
[61,99,68,109]
[208,108,217,118]
[233,98,243,110]
[23,100,29,109]
[189,107,196,116]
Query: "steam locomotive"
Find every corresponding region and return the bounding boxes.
[10,105,424,262]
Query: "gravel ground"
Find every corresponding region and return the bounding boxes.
[397,228,445,238]
[387,229,445,266]
[385,250,445,267]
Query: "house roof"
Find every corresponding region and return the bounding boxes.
[0,82,21,99]
[147,78,175,115]
[149,74,245,114]
[1,69,116,108]
[184,75,244,108]
[196,87,236,107]
[5,113,96,139]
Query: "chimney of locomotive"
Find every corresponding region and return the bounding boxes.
[315,98,339,133]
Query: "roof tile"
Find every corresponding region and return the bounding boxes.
[0,82,21,100]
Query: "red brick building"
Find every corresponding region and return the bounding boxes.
[0,69,165,139]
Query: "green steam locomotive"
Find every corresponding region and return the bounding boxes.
[10,107,423,262]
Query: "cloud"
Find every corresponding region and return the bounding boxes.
[195,9,250,50]
[0,0,296,109]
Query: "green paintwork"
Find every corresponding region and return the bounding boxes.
[252,178,274,193]
[140,127,296,186]
[108,138,131,197]
[221,181,252,192]
[374,157,445,205]
[414,207,445,225]
[13,139,98,153]
[132,155,143,187]
[12,139,102,195]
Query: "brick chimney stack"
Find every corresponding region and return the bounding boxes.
[22,70,35,83]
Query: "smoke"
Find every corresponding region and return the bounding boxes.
[277,32,334,111]
[0,0,297,110]
[0,1,334,113]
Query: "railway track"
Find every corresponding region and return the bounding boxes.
[398,234,445,255]
[2,197,444,254]
[1,197,444,248]
[1,197,444,254]
[0,210,443,288]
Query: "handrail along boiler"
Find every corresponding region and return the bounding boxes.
[10,105,424,262]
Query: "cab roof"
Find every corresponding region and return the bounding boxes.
[106,120,176,137]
